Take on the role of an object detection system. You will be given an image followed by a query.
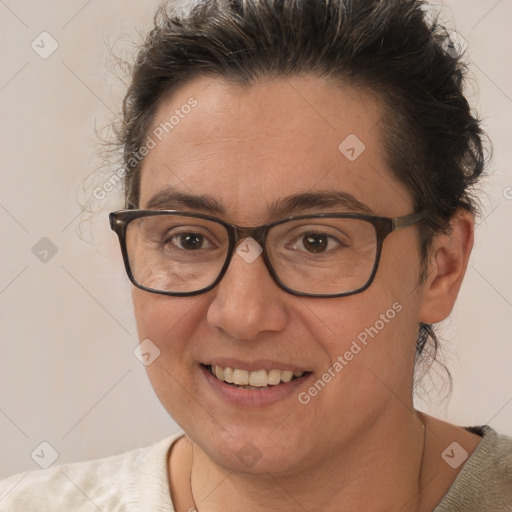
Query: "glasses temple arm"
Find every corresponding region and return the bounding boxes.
[392,210,429,231]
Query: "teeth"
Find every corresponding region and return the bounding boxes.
[267,369,281,385]
[281,370,293,383]
[223,367,233,383]
[210,365,305,388]
[215,365,224,380]
[232,369,249,386]
[249,369,267,387]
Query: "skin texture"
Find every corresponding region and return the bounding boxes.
[132,75,480,511]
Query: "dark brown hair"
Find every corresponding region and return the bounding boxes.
[114,0,488,383]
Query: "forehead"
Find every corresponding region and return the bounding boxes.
[138,75,413,222]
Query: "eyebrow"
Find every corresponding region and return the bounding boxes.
[143,187,373,218]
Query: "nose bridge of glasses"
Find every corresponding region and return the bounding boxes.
[233,225,268,248]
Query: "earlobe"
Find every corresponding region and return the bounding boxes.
[419,209,474,324]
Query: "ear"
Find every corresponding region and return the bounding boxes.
[419,208,474,324]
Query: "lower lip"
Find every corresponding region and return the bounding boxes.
[200,365,312,407]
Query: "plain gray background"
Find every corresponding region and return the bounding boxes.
[0,0,511,479]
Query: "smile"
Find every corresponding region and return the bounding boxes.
[206,364,308,390]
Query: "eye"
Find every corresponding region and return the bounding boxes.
[303,233,340,253]
[289,231,344,254]
[302,233,325,253]
[166,231,215,251]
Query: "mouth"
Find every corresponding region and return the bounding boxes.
[203,364,311,390]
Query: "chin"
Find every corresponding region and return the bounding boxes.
[187,419,310,475]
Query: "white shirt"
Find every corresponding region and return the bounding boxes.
[0,433,181,511]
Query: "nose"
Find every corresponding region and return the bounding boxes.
[206,238,289,340]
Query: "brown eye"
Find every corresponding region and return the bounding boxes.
[177,233,205,250]
[161,231,214,251]
[302,233,328,253]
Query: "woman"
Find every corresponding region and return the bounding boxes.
[1,0,510,510]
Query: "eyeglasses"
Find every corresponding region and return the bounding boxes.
[109,209,428,298]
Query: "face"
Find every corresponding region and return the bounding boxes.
[132,75,427,475]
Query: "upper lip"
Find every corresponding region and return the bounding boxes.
[202,359,309,372]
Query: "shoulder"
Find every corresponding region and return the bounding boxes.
[435,426,512,511]
[0,433,183,512]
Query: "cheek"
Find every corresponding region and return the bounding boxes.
[288,298,413,439]
[131,289,206,377]
[131,289,212,427]
[132,288,203,339]
[300,288,418,403]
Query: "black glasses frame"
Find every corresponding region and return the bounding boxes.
[109,209,429,298]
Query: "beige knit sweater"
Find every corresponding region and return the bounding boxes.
[433,425,512,511]
[0,426,510,511]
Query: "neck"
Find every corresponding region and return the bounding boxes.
[189,408,429,512]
